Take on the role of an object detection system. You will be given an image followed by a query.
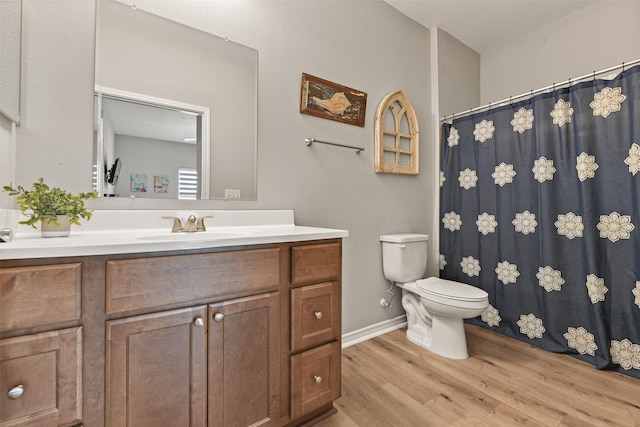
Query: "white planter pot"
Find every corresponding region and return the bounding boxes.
[41,215,71,238]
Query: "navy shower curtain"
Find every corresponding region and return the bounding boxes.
[440,64,640,379]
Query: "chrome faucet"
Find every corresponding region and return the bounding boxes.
[163,215,214,233]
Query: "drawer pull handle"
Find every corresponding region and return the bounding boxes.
[194,317,205,327]
[213,313,224,322]
[314,375,322,384]
[8,385,24,400]
[314,311,323,320]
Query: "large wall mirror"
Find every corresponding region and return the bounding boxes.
[95,0,257,200]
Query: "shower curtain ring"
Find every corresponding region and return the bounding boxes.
[622,62,625,72]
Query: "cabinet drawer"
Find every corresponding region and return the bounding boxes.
[291,281,340,352]
[290,341,341,419]
[291,243,341,285]
[106,248,280,314]
[0,264,82,332]
[0,327,82,427]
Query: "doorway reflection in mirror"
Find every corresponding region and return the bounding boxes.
[93,87,210,199]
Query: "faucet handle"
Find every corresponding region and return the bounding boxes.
[162,216,183,233]
[196,215,214,232]
[0,228,14,243]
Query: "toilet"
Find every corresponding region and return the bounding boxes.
[380,233,489,360]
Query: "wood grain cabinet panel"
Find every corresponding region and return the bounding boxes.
[106,307,207,427]
[291,282,340,352]
[0,264,81,332]
[290,341,341,419]
[2,238,343,427]
[0,327,82,427]
[106,248,280,314]
[291,243,341,285]
[208,293,280,427]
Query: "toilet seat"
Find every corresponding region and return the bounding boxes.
[416,277,488,302]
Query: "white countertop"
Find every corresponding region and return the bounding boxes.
[0,210,348,260]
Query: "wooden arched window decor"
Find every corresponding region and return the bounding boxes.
[374,90,419,175]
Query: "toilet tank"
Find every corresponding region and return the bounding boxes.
[380,233,429,283]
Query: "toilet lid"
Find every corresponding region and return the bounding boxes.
[416,277,488,302]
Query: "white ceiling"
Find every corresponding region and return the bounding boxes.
[384,0,598,54]
[102,97,198,144]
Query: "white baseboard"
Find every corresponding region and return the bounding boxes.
[341,315,407,348]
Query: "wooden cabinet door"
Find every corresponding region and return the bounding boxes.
[0,327,82,427]
[208,293,280,427]
[106,306,207,427]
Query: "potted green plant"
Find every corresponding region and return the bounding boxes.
[3,178,98,237]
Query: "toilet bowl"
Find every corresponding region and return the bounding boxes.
[380,234,489,360]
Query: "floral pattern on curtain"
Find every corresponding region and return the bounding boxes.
[440,64,640,378]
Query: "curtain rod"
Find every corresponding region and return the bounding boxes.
[441,58,640,122]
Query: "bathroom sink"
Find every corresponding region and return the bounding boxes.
[137,229,258,241]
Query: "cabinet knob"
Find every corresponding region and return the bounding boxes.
[314,375,322,384]
[194,317,205,327]
[314,311,323,320]
[7,385,24,400]
[213,313,224,322]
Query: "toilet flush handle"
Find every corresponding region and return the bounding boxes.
[398,244,406,249]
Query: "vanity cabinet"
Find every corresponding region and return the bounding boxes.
[287,242,342,424]
[0,264,83,427]
[105,249,281,427]
[0,238,342,427]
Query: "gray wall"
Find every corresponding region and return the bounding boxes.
[481,1,640,104]
[12,0,433,334]
[113,135,196,199]
[437,29,480,119]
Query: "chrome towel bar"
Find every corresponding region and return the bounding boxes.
[305,138,364,154]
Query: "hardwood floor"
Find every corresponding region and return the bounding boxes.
[316,324,640,427]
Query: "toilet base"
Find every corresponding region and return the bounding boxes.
[406,323,431,348]
[397,282,477,360]
[406,315,469,360]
